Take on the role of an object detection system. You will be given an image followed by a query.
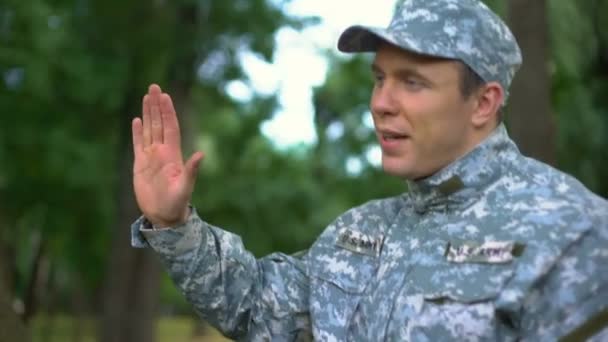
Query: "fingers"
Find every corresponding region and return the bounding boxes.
[149,84,163,144]
[185,151,205,185]
[132,117,143,156]
[141,84,181,150]
[160,93,181,150]
[142,94,152,146]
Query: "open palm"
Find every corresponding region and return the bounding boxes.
[132,84,203,227]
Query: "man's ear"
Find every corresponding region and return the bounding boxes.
[471,82,504,128]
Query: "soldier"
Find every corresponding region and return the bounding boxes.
[131,0,608,340]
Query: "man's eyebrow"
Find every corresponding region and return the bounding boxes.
[394,67,429,81]
[371,63,432,82]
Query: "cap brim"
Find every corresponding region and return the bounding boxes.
[337,25,452,61]
[338,25,400,53]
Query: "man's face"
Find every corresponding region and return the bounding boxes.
[370,43,480,180]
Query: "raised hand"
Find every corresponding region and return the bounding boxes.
[132,84,204,227]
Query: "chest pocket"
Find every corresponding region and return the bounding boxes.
[409,261,515,303]
[391,263,516,341]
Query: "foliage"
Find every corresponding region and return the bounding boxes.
[0,0,319,319]
[549,0,608,196]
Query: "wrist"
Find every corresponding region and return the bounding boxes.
[149,205,191,229]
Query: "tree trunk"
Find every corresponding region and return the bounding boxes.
[170,66,205,342]
[0,241,16,304]
[507,0,556,165]
[40,266,56,342]
[70,276,88,342]
[99,3,203,340]
[99,85,162,342]
[22,235,44,323]
[0,295,29,342]
[0,240,29,342]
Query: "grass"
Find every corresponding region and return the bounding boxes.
[31,315,231,342]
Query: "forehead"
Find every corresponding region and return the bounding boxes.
[372,43,461,74]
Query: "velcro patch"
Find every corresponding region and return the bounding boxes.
[336,228,384,257]
[445,240,524,264]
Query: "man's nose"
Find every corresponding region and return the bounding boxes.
[370,84,398,117]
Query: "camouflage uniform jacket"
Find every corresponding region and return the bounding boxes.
[132,124,608,341]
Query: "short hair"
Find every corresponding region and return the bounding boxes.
[458,62,503,122]
[458,62,486,99]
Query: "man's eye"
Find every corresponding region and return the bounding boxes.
[403,78,424,90]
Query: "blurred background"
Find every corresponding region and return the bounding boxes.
[0,0,606,341]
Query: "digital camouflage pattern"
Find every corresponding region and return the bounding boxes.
[132,124,608,341]
[338,0,522,103]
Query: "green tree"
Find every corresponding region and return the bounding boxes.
[507,0,555,165]
[0,0,315,340]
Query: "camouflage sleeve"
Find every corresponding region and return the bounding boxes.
[520,222,608,341]
[131,209,311,341]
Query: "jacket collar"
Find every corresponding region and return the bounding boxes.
[406,123,519,214]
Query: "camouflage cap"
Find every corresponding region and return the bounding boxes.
[338,0,522,103]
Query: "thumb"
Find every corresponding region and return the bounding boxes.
[184,151,204,185]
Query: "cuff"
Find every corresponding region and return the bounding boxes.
[130,206,202,251]
[131,215,153,248]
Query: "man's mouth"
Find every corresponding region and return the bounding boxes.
[377,129,410,151]
[379,128,409,141]
[381,132,408,141]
